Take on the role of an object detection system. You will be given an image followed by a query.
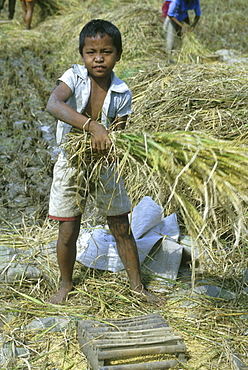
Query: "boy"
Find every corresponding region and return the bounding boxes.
[163,0,201,53]
[46,19,157,304]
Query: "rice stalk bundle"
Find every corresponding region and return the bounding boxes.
[36,0,82,16]
[178,30,213,63]
[129,63,248,139]
[62,130,156,213]
[64,129,248,274]
[102,2,165,61]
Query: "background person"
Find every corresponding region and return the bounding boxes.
[163,0,201,54]
[19,0,36,29]
[161,0,171,20]
[0,0,16,19]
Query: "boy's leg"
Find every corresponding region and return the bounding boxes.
[48,218,81,304]
[107,214,158,302]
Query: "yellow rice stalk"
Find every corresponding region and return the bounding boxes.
[63,129,248,273]
[129,63,248,139]
[36,0,83,16]
[178,30,213,63]
[102,2,165,62]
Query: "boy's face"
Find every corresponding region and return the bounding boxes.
[82,34,121,80]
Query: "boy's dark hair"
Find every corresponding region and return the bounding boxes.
[79,19,122,56]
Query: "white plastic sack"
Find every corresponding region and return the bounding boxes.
[76,196,180,272]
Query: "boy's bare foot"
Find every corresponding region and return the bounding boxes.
[131,284,160,303]
[47,284,73,304]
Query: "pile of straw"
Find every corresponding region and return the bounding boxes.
[102,1,165,62]
[0,0,86,66]
[129,62,248,139]
[36,0,79,17]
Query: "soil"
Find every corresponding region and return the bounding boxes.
[0,50,56,228]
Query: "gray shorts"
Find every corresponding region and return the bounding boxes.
[49,152,131,220]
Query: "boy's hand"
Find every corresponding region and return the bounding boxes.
[89,121,112,154]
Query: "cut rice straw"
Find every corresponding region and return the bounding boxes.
[63,129,248,276]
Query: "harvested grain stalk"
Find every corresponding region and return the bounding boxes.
[63,130,248,263]
[129,63,248,139]
[179,31,214,63]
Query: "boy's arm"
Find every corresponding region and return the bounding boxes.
[113,115,128,131]
[46,82,111,153]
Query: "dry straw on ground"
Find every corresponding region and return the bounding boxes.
[1,221,247,370]
[129,62,248,138]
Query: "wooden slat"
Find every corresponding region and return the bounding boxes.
[98,343,186,360]
[91,336,183,348]
[78,321,168,333]
[98,359,179,370]
[82,327,174,338]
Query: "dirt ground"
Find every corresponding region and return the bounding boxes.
[0,48,55,227]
